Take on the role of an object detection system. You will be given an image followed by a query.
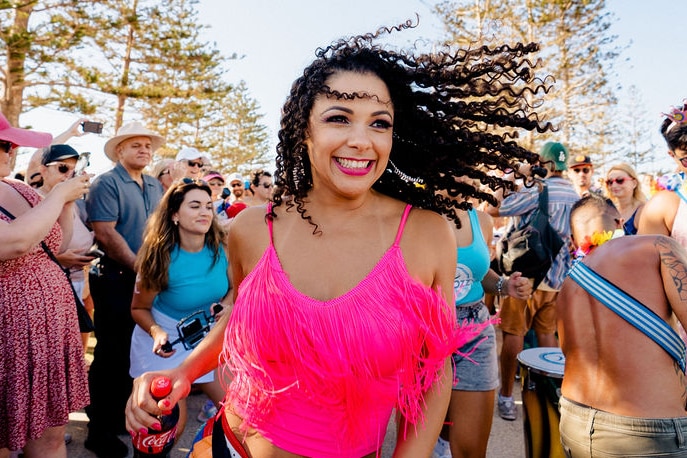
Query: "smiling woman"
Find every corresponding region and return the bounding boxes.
[126,20,556,458]
[129,179,230,441]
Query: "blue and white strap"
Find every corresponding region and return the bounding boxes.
[568,261,686,373]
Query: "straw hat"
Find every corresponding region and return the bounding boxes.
[0,112,52,147]
[103,121,165,162]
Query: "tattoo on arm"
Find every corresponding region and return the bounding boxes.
[656,237,687,302]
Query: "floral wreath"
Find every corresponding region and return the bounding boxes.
[574,229,623,258]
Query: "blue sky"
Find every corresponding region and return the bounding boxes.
[17,0,687,175]
[196,0,687,174]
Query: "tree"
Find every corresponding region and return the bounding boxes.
[1,0,271,172]
[0,0,90,125]
[434,0,624,157]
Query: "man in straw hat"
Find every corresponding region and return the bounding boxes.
[84,121,165,457]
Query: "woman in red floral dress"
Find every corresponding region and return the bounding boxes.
[0,113,92,458]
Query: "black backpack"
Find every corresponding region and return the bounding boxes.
[496,184,565,289]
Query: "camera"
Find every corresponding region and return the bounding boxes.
[220,187,231,200]
[81,121,103,134]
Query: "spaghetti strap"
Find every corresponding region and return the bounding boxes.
[266,203,274,244]
[393,205,413,247]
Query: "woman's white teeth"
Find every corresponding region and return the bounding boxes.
[337,158,369,169]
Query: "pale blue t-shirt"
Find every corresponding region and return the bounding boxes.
[153,244,229,320]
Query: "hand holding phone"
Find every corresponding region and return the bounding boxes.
[81,121,103,134]
[73,153,91,175]
[85,248,104,258]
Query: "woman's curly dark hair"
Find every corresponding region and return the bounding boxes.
[272,19,555,229]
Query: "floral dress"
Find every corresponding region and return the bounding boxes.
[0,179,89,451]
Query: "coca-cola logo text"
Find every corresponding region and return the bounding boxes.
[133,427,177,453]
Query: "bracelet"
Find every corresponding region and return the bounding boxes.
[495,276,506,296]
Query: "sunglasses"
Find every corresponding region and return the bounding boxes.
[0,140,15,153]
[158,169,171,178]
[46,162,74,175]
[230,182,243,188]
[572,167,590,174]
[187,160,204,168]
[182,177,207,185]
[605,177,628,186]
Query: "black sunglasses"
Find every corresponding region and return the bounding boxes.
[605,177,628,186]
[572,167,590,174]
[0,140,15,153]
[46,162,74,175]
[182,177,207,185]
[187,160,204,168]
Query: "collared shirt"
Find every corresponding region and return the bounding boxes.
[86,162,163,255]
[498,176,579,290]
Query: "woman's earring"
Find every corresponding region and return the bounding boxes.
[173,220,178,226]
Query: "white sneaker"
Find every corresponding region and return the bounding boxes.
[498,394,517,421]
[432,436,452,458]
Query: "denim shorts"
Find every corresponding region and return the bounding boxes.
[452,301,499,391]
[559,396,687,457]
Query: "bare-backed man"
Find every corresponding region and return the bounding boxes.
[557,194,687,457]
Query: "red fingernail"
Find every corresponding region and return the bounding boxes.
[152,422,161,431]
[139,427,148,434]
[129,430,135,437]
[162,399,171,408]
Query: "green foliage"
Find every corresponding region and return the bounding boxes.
[0,0,270,172]
[434,0,625,162]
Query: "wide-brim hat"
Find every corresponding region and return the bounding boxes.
[0,112,52,148]
[103,121,165,162]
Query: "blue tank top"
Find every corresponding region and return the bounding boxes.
[153,244,229,320]
[454,209,490,305]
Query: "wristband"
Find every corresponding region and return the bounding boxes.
[496,276,506,296]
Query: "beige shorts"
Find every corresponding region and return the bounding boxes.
[498,289,558,336]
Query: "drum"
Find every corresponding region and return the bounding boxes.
[517,347,565,458]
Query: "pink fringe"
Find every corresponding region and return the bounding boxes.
[222,243,488,445]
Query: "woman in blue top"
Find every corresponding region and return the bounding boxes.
[435,204,532,458]
[129,179,231,439]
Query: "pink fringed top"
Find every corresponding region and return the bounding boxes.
[223,205,480,457]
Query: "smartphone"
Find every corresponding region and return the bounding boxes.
[85,248,104,258]
[73,152,90,175]
[81,121,103,134]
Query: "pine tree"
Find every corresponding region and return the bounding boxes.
[434,0,623,157]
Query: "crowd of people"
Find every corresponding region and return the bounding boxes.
[2,19,687,458]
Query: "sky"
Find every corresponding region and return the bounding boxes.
[15,0,687,176]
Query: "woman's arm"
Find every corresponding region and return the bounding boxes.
[130,276,168,355]
[394,210,455,457]
[0,176,89,260]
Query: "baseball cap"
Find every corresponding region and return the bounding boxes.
[568,154,592,168]
[226,172,244,184]
[176,147,204,162]
[41,144,80,165]
[539,142,569,171]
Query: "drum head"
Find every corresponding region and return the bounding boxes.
[517,347,565,378]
